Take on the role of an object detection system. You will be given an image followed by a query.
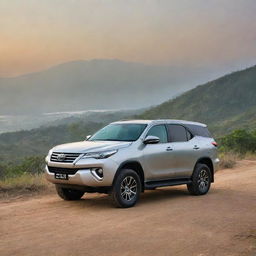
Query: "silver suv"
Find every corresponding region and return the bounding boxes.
[45,120,219,208]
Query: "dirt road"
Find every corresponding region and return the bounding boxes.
[0,161,255,256]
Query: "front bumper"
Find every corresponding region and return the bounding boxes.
[45,158,119,187]
[213,157,220,172]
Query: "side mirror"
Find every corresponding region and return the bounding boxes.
[143,135,160,144]
[86,135,92,140]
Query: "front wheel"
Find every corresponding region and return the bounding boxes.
[187,164,211,195]
[111,169,141,208]
[55,185,85,200]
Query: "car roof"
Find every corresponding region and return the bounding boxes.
[112,119,207,127]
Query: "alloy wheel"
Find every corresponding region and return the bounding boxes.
[197,169,209,192]
[120,176,137,201]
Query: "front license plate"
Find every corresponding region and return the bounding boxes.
[55,173,69,180]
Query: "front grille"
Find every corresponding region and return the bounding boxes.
[50,152,81,163]
[48,166,80,175]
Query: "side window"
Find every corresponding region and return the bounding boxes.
[167,124,188,142]
[186,124,212,138]
[146,125,168,143]
[186,130,193,141]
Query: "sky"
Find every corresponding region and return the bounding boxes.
[0,0,256,77]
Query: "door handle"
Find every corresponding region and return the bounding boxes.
[166,147,173,151]
[193,145,200,150]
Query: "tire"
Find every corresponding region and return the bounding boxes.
[111,169,141,208]
[187,164,211,196]
[55,185,85,200]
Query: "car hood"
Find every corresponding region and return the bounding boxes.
[51,140,132,153]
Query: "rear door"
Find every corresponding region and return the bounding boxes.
[166,124,199,178]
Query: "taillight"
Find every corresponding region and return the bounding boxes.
[212,141,218,147]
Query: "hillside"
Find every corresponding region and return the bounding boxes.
[139,65,256,135]
[0,65,255,164]
[0,59,217,115]
[0,122,104,164]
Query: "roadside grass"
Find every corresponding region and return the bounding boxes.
[219,152,256,169]
[219,152,239,169]
[0,173,53,199]
[243,152,256,160]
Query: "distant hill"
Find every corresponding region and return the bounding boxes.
[0,59,222,115]
[139,65,256,135]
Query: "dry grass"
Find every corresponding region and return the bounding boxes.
[219,152,256,169]
[0,173,53,199]
[243,152,256,161]
[219,152,239,169]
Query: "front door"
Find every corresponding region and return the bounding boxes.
[142,124,177,180]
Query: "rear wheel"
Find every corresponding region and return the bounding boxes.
[55,185,85,200]
[187,164,211,195]
[111,169,141,208]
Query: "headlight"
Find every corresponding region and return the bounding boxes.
[48,149,53,156]
[82,149,118,159]
[45,149,53,162]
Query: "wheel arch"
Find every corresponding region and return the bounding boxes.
[113,160,145,191]
[194,157,214,182]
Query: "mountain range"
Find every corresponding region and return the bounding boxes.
[0,59,224,115]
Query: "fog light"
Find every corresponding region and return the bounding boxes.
[91,168,103,180]
[96,168,103,177]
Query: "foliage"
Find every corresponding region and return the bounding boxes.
[0,156,45,179]
[0,121,105,180]
[0,122,104,164]
[219,129,256,154]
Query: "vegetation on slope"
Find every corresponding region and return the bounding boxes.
[0,122,104,164]
[219,129,256,154]
[139,65,256,135]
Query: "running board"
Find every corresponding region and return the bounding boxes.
[144,178,192,190]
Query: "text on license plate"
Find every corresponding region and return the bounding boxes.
[55,173,69,180]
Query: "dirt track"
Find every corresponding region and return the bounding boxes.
[0,160,255,256]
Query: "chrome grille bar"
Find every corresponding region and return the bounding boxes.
[50,152,81,163]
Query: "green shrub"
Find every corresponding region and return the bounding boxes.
[0,156,45,180]
[220,129,256,154]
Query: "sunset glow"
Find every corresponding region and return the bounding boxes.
[0,0,255,76]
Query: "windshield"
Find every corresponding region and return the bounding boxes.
[89,123,147,142]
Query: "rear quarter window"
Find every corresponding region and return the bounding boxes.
[185,124,212,138]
